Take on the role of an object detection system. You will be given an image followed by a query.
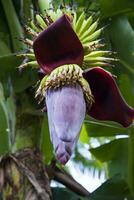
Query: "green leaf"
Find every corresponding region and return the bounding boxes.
[91,175,130,200]
[119,74,134,107]
[40,114,53,164]
[108,15,134,78]
[128,129,134,195]
[52,187,86,200]
[90,138,128,178]
[0,1,11,49]
[0,54,38,92]
[128,11,134,29]
[6,95,16,144]
[0,40,11,56]
[100,0,134,18]
[1,0,25,51]
[0,54,21,76]
[80,123,89,143]
[84,117,129,137]
[0,105,9,154]
[0,83,10,154]
[11,68,38,93]
[90,138,128,162]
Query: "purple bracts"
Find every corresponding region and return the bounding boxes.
[83,67,134,127]
[33,15,84,73]
[46,83,86,164]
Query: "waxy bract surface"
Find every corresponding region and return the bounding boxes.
[46,83,86,164]
[83,67,134,127]
[33,14,84,73]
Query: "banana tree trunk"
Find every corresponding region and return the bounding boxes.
[0,148,52,200]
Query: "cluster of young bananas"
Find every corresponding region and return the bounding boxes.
[18,9,116,70]
[35,64,94,108]
[72,12,117,68]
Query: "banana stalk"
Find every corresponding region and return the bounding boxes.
[1,0,25,52]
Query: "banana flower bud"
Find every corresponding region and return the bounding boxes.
[46,83,86,164]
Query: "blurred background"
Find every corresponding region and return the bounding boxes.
[0,0,134,199]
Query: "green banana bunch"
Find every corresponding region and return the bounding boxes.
[18,10,116,71]
[72,12,116,67]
